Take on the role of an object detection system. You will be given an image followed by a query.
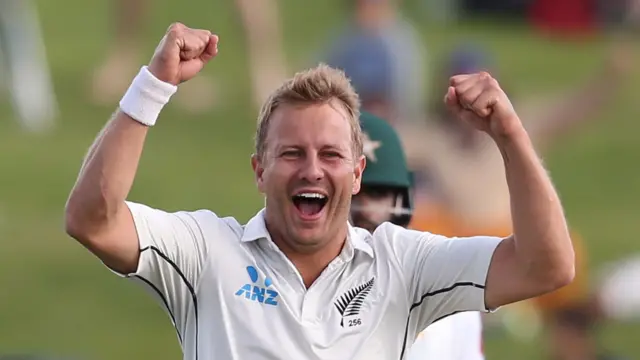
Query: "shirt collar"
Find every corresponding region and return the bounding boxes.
[241,208,374,258]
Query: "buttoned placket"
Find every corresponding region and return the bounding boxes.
[257,236,356,325]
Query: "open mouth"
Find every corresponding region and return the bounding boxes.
[292,192,328,219]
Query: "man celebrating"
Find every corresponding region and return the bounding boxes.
[64,23,574,359]
[351,111,485,360]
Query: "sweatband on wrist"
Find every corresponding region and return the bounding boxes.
[118,66,178,127]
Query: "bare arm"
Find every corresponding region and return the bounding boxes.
[445,73,575,311]
[65,23,218,275]
[65,111,149,274]
[484,128,574,309]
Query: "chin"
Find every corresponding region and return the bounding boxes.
[291,226,325,245]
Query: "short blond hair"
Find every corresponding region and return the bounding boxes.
[254,63,362,160]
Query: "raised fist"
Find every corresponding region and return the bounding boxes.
[444,72,523,139]
[147,23,219,86]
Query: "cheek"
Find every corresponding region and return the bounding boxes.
[329,162,358,189]
[263,165,292,193]
[333,175,357,199]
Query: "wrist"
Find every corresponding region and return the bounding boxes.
[147,61,180,86]
[492,123,532,152]
[118,66,178,126]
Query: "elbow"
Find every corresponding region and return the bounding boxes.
[552,231,577,289]
[530,263,575,297]
[551,261,575,290]
[519,232,576,294]
[64,214,83,241]
[64,193,107,243]
[560,247,577,284]
[541,248,576,294]
[64,196,88,241]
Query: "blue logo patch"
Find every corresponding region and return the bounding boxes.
[235,266,279,306]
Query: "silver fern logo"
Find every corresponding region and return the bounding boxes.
[334,277,375,327]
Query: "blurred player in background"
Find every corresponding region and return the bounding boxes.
[0,0,57,133]
[598,254,640,323]
[400,40,633,360]
[90,0,149,105]
[322,0,427,126]
[91,0,286,111]
[234,0,288,108]
[350,111,484,360]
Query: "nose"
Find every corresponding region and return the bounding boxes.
[299,154,324,182]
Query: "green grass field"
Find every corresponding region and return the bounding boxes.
[0,0,638,358]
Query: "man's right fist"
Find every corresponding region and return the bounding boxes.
[148,23,219,86]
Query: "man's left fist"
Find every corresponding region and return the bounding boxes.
[445,72,523,140]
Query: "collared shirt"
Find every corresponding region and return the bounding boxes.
[111,202,502,360]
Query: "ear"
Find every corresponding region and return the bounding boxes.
[352,155,366,195]
[251,154,266,194]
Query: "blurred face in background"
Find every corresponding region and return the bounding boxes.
[353,0,397,28]
[253,101,365,254]
[361,97,395,126]
[350,187,399,232]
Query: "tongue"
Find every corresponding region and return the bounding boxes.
[298,201,322,216]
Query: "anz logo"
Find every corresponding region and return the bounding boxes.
[235,266,279,306]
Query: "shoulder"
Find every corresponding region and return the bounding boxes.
[373,221,443,241]
[369,222,444,254]
[124,201,246,241]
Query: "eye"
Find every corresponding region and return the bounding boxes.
[281,150,301,158]
[323,151,342,159]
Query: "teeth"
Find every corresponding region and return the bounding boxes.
[297,192,326,199]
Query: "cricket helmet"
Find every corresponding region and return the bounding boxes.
[356,111,413,227]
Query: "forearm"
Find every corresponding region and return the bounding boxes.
[66,111,148,233]
[498,127,574,285]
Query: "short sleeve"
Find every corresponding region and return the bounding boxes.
[110,201,213,343]
[384,223,502,332]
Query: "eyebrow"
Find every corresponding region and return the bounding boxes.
[320,144,348,152]
[274,143,348,150]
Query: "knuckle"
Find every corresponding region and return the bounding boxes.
[168,22,185,34]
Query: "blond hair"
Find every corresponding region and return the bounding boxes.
[254,63,362,160]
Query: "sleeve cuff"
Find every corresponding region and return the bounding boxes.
[106,201,151,278]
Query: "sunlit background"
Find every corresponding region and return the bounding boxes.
[0,0,639,359]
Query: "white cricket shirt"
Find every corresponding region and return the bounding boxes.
[112,202,502,360]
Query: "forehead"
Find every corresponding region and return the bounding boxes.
[267,102,353,149]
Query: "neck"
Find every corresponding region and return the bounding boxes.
[265,220,348,288]
[290,242,345,288]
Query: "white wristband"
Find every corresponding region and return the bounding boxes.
[119,66,178,126]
